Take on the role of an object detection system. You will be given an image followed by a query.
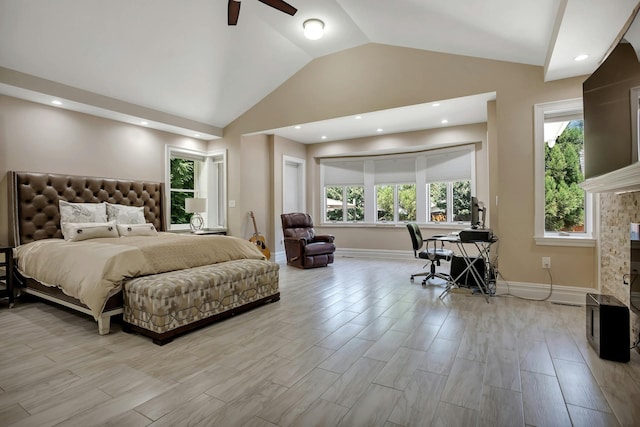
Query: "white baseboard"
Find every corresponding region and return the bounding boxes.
[276,248,594,305]
[332,248,595,306]
[494,281,593,306]
[336,248,412,260]
[273,248,410,263]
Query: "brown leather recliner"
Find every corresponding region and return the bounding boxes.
[281,213,335,268]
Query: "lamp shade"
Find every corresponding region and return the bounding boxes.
[185,198,206,213]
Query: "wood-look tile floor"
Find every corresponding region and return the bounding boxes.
[1,257,639,427]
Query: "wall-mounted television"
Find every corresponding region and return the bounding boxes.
[631,223,640,314]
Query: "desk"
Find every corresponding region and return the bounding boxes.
[436,234,498,302]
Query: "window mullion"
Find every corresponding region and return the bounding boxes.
[343,186,348,222]
[447,182,454,223]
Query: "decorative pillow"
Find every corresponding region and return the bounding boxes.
[64,221,119,242]
[59,201,108,238]
[106,203,146,225]
[117,223,157,237]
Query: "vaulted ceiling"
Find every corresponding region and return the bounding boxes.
[1,0,638,140]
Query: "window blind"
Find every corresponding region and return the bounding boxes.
[424,149,472,182]
[323,160,365,185]
[373,158,416,184]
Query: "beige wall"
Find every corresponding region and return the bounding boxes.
[218,43,595,288]
[0,95,206,243]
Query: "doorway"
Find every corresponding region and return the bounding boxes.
[283,155,305,214]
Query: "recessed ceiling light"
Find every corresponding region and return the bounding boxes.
[321,135,327,140]
[441,119,448,124]
[355,116,362,119]
[377,128,383,132]
[51,100,62,105]
[294,125,301,129]
[574,54,589,61]
[194,134,200,137]
[141,121,148,126]
[432,103,440,107]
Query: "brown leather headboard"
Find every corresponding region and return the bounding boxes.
[8,171,165,246]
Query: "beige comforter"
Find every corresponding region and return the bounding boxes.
[14,233,266,319]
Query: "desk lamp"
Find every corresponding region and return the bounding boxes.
[185,198,206,232]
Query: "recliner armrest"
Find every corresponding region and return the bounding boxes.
[284,236,308,245]
[312,234,334,243]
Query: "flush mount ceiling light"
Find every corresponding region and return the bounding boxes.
[303,19,324,40]
[574,54,589,61]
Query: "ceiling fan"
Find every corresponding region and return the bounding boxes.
[228,0,297,25]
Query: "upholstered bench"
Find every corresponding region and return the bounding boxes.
[122,259,280,345]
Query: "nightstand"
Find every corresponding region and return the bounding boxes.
[0,246,14,308]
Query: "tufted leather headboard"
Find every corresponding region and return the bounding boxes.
[8,171,165,246]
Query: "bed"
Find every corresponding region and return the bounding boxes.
[7,171,280,344]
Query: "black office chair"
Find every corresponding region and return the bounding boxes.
[406,223,454,286]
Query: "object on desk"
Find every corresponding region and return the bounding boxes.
[471,196,487,229]
[406,223,454,286]
[459,228,494,243]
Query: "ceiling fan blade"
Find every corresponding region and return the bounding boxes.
[228,0,241,25]
[257,0,297,16]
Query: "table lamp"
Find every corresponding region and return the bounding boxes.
[185,198,206,232]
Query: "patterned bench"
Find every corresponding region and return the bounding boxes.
[122,259,280,345]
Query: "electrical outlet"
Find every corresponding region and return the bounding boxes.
[542,257,551,269]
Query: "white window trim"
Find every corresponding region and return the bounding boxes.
[533,99,596,247]
[165,145,227,231]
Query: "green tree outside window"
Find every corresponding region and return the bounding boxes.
[545,120,585,232]
[170,158,195,225]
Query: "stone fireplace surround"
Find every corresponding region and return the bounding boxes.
[599,191,640,351]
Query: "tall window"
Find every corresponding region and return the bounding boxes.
[166,146,227,230]
[323,160,365,223]
[545,119,585,232]
[321,145,475,225]
[534,99,594,245]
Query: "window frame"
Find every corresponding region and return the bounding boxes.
[426,180,472,224]
[325,185,364,223]
[320,145,476,226]
[165,145,227,231]
[533,99,596,247]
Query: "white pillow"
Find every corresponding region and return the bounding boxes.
[64,221,119,242]
[59,201,108,238]
[106,203,146,225]
[117,223,157,237]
